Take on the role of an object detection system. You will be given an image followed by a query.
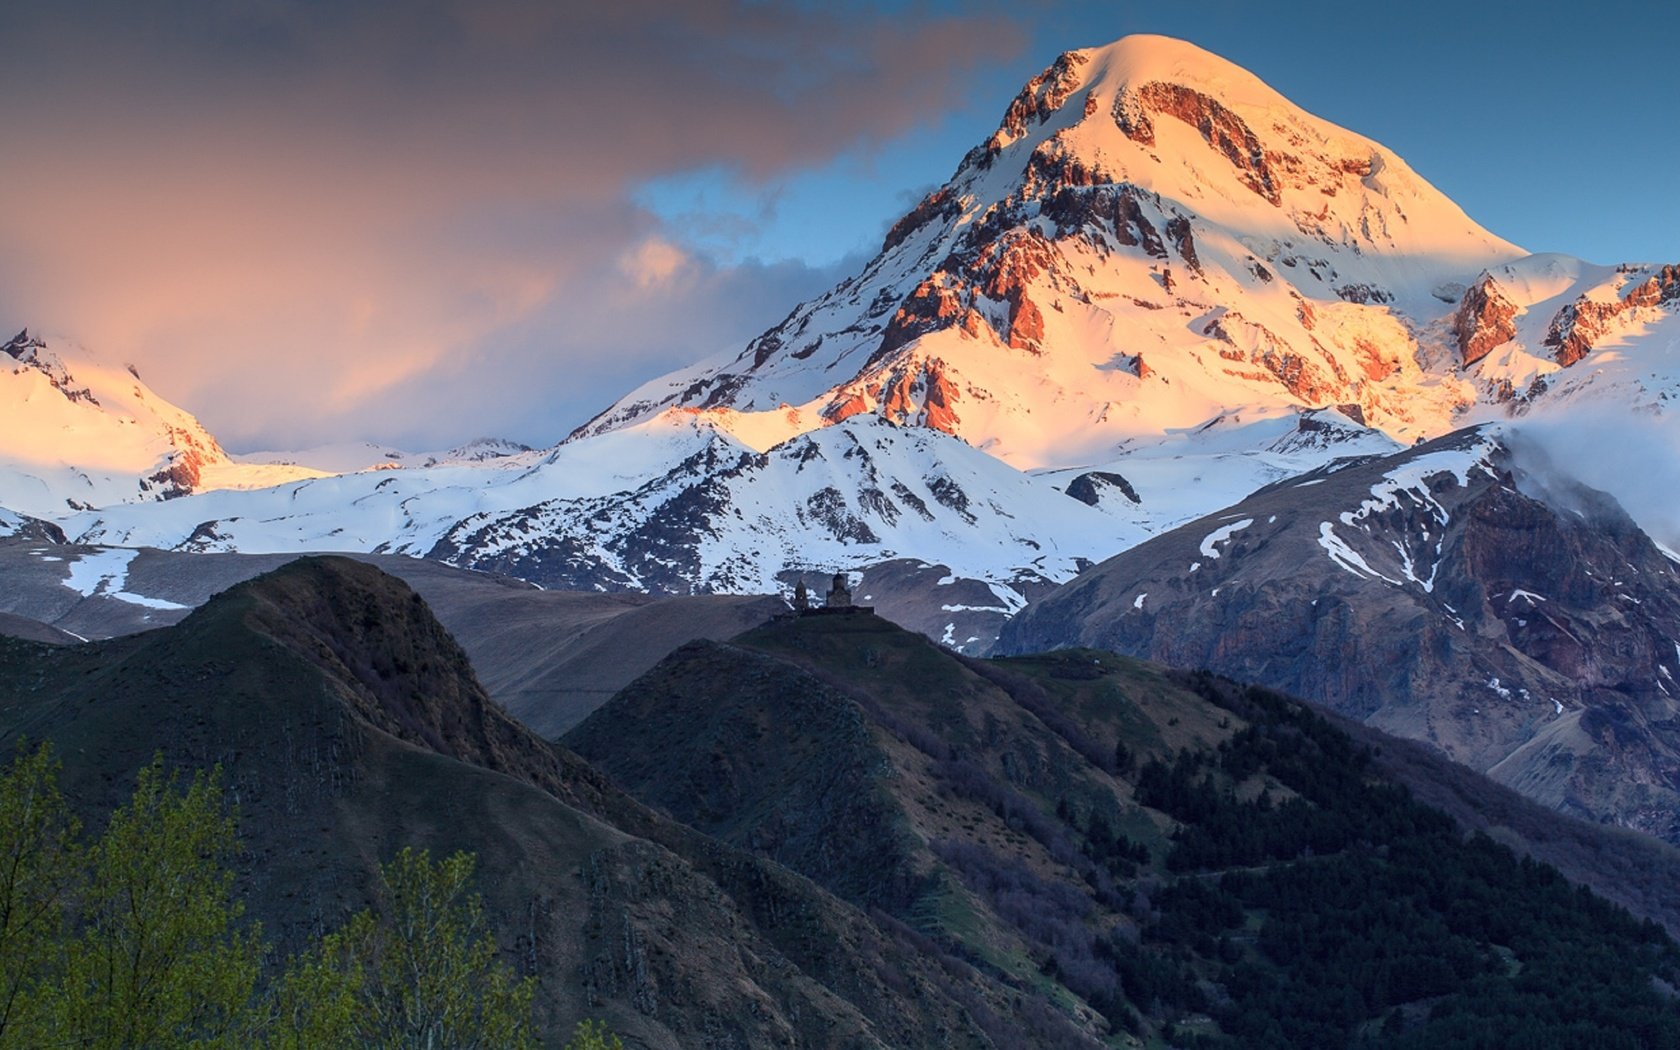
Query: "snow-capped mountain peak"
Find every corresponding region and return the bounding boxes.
[573,34,1528,468]
[979,34,1518,267]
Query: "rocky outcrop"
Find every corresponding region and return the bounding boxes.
[2,328,45,361]
[1335,283,1392,305]
[1452,263,1680,372]
[828,357,965,434]
[880,187,959,255]
[1040,183,1170,257]
[982,50,1090,156]
[1453,274,1519,365]
[1203,311,1347,403]
[869,227,1059,366]
[0,510,69,544]
[5,329,99,406]
[1115,81,1287,206]
[1545,264,1680,366]
[1165,215,1200,271]
[1021,137,1116,194]
[872,273,977,363]
[1064,470,1140,506]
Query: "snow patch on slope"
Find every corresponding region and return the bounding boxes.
[1199,518,1253,559]
[1315,430,1501,590]
[62,548,186,610]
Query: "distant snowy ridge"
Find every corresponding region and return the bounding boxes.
[237,436,535,474]
[0,329,322,518]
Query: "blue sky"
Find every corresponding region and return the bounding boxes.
[642,1,1679,270]
[1,1,1672,449]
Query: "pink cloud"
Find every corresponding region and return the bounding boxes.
[0,1,1023,449]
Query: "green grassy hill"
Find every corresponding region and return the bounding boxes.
[570,610,1680,1048]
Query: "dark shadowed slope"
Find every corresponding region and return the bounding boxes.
[570,610,1680,1047]
[0,557,1076,1049]
[1000,427,1680,842]
[0,609,80,643]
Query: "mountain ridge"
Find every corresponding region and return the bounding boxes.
[0,328,327,517]
[999,424,1680,841]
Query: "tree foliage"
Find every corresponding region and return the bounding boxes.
[266,925,364,1050]
[275,848,537,1049]
[48,757,264,1049]
[0,741,79,1044]
[564,1018,625,1050]
[0,747,263,1049]
[0,745,572,1050]
[1129,677,1680,1049]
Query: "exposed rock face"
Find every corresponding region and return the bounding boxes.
[1064,470,1140,506]
[1000,427,1680,843]
[1446,261,1680,395]
[142,438,210,499]
[982,49,1090,157]
[3,329,45,362]
[1545,264,1680,366]
[1201,310,1350,403]
[1117,81,1285,205]
[866,227,1060,370]
[1454,275,1519,366]
[1038,181,1169,256]
[5,328,100,407]
[880,187,959,254]
[0,509,68,544]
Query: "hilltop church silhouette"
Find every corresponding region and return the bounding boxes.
[791,572,870,614]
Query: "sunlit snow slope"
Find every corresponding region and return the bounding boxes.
[0,330,323,518]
